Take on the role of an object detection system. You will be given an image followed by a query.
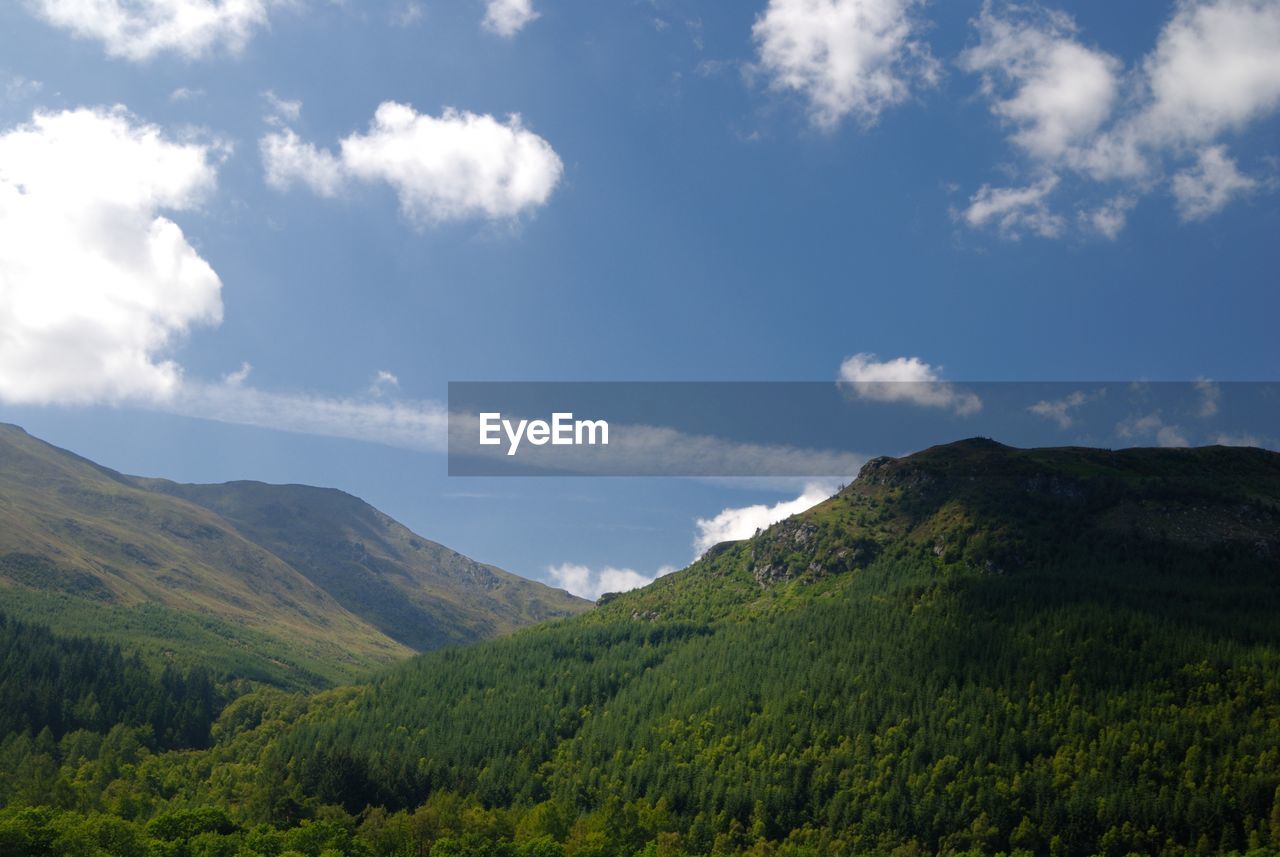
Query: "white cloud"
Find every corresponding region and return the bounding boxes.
[483,0,538,37]
[693,482,835,556]
[263,90,302,124]
[960,175,1064,238]
[752,0,939,128]
[1171,146,1257,221]
[960,0,1280,237]
[30,0,272,62]
[160,381,450,451]
[838,353,982,415]
[2,74,43,103]
[261,102,563,225]
[222,361,252,386]
[1028,389,1089,429]
[547,563,676,601]
[169,87,205,102]
[960,4,1119,161]
[1080,194,1136,240]
[0,107,223,405]
[369,369,399,396]
[1136,0,1280,149]
[260,128,346,197]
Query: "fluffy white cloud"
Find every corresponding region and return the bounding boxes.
[547,563,676,601]
[0,107,223,405]
[752,0,939,128]
[30,0,271,62]
[960,0,1280,238]
[693,482,835,556]
[262,102,563,224]
[838,353,982,415]
[1138,0,1280,149]
[1171,146,1257,221]
[261,128,345,197]
[960,5,1119,161]
[483,0,538,37]
[960,175,1064,239]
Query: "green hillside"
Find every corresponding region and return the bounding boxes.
[2,439,1279,856]
[136,478,586,651]
[0,424,587,688]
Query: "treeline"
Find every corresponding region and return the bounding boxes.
[0,611,221,750]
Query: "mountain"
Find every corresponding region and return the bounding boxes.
[3,438,1279,855]
[0,423,587,688]
[236,439,1279,854]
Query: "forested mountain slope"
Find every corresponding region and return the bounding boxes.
[260,440,1280,854]
[2,439,1278,856]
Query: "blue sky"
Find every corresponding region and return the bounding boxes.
[0,0,1277,598]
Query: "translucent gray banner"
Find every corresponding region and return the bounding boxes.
[447,381,1278,476]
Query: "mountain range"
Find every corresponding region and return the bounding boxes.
[1,433,1278,855]
[0,423,588,688]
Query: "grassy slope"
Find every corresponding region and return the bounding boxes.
[0,424,587,688]
[136,479,589,651]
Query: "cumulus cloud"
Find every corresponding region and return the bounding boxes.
[960,175,1064,239]
[960,4,1119,161]
[0,106,223,405]
[483,0,538,37]
[1171,146,1258,221]
[693,482,835,556]
[838,353,982,415]
[752,0,939,128]
[959,0,1280,238]
[261,102,563,225]
[1135,0,1280,151]
[260,128,345,197]
[547,563,676,601]
[29,0,272,62]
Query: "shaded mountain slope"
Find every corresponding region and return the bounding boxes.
[138,478,589,651]
[247,439,1280,854]
[0,424,587,688]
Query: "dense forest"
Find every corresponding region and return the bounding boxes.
[1,440,1279,856]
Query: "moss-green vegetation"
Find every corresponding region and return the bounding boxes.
[2,439,1279,855]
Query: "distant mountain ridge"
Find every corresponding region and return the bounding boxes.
[0,423,588,687]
